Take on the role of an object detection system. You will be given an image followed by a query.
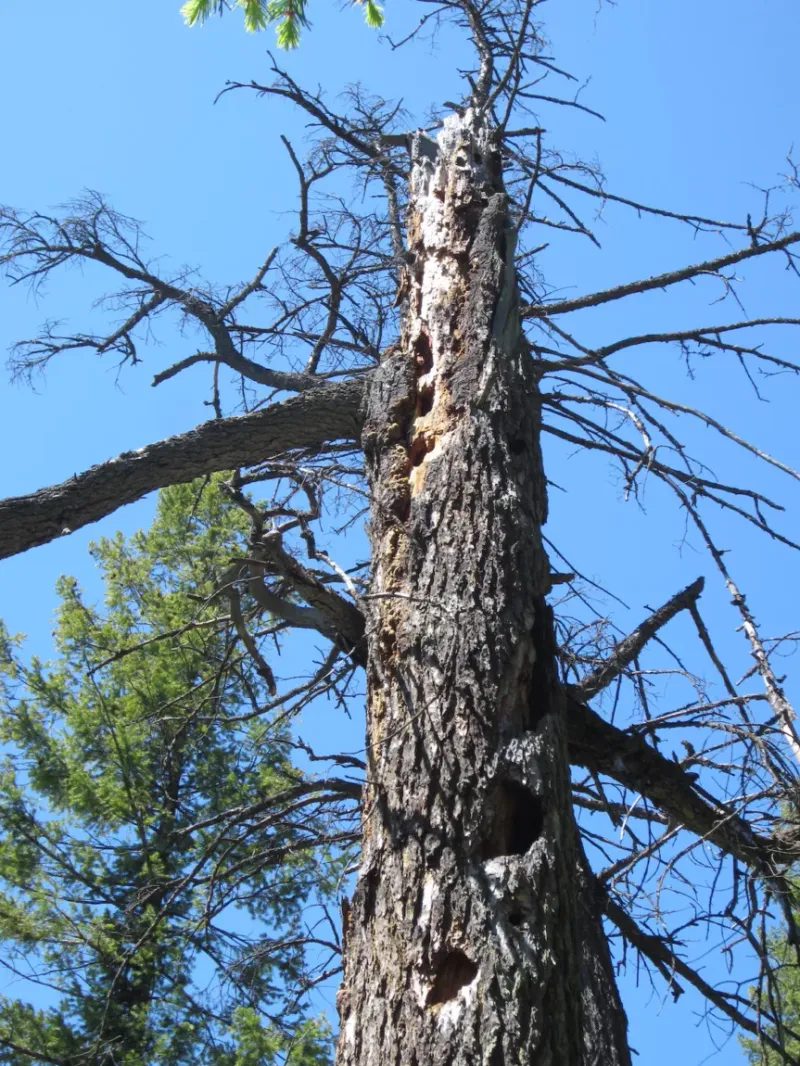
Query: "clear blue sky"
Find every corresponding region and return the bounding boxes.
[2,1,800,1062]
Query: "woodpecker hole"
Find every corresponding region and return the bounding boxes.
[360,865,380,918]
[509,437,526,454]
[410,432,436,467]
[391,495,411,522]
[426,950,478,1006]
[527,601,557,729]
[480,780,544,860]
[417,384,435,417]
[413,332,434,375]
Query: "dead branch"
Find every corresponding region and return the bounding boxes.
[0,378,366,560]
[523,230,800,318]
[574,578,705,701]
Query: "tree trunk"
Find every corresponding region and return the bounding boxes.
[335,112,631,1066]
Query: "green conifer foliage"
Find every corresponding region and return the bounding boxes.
[180,0,382,49]
[739,876,800,1065]
[0,479,348,1065]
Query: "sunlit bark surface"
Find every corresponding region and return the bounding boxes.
[335,112,630,1066]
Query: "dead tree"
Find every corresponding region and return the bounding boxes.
[3,1,800,1062]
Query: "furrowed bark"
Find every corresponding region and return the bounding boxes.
[230,558,782,879]
[0,379,365,560]
[336,114,630,1066]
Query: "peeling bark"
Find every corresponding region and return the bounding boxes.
[336,113,630,1066]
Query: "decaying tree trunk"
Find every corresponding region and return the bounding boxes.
[336,112,631,1065]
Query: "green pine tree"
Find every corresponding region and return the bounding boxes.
[0,478,350,1065]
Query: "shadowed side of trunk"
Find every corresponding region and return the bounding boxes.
[335,112,631,1066]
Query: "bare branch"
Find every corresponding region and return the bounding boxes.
[574,578,705,701]
[601,889,800,1062]
[522,231,800,318]
[151,349,327,392]
[564,692,781,873]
